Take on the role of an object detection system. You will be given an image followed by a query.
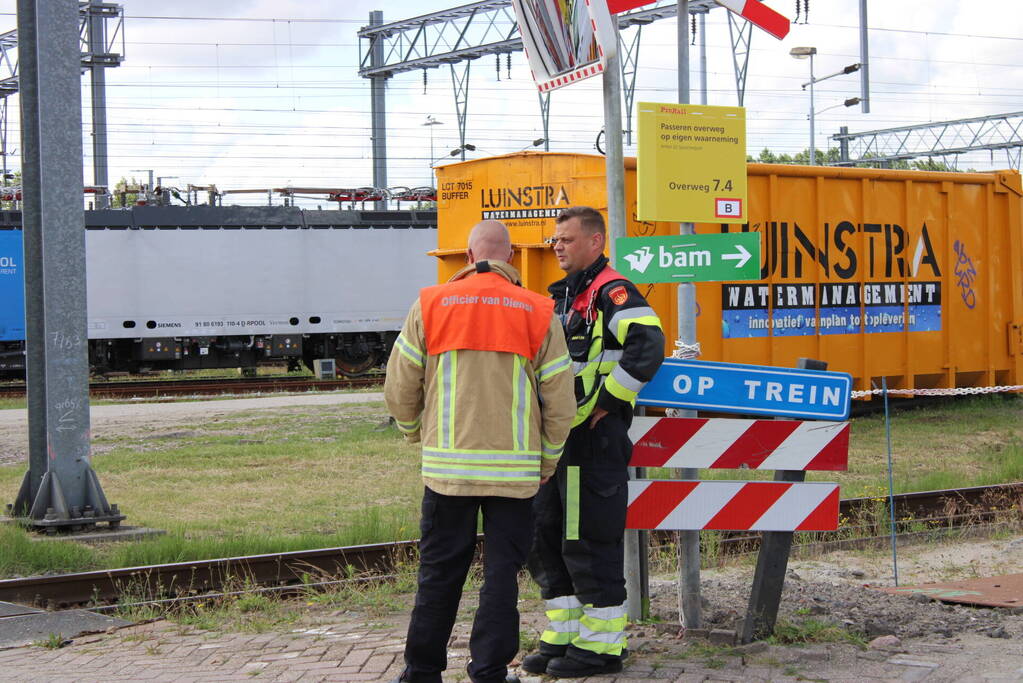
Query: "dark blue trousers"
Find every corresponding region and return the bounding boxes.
[402,487,534,683]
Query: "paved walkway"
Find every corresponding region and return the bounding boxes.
[1,601,1021,682]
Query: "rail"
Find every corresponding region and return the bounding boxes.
[1,483,1019,609]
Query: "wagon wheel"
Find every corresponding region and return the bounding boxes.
[335,350,379,378]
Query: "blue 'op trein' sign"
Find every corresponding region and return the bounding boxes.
[638,359,852,420]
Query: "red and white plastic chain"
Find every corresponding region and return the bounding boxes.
[851,385,1023,399]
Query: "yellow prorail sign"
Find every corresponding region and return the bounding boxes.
[637,102,748,224]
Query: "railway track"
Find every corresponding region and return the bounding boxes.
[2,482,1020,610]
[0,375,383,400]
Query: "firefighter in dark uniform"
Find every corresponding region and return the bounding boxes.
[524,206,665,678]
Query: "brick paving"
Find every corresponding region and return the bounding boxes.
[1,602,1021,682]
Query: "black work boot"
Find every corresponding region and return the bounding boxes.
[545,646,626,678]
[520,642,567,674]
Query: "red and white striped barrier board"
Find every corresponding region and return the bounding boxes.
[713,0,790,40]
[606,0,655,12]
[628,417,849,471]
[626,480,839,531]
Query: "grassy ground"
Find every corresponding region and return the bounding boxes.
[0,394,1020,576]
[0,401,422,576]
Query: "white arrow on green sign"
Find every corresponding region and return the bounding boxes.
[614,232,761,284]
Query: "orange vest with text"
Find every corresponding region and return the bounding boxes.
[420,265,555,359]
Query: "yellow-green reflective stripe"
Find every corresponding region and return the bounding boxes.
[604,373,638,403]
[566,465,580,541]
[539,356,571,381]
[448,351,457,446]
[436,353,448,447]
[541,439,564,458]
[541,630,576,646]
[546,607,584,622]
[615,314,662,344]
[423,471,539,481]
[424,447,541,455]
[512,356,524,451]
[571,636,626,656]
[608,306,659,340]
[610,365,645,393]
[580,614,628,633]
[522,358,532,450]
[396,417,420,433]
[423,458,539,467]
[572,380,603,427]
[395,335,424,367]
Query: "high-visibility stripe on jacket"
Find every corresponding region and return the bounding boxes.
[550,258,665,426]
[385,260,576,499]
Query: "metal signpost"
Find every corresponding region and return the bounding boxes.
[614,232,759,284]
[638,358,853,420]
[9,0,123,532]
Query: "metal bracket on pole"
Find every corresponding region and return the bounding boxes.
[450,61,471,161]
[618,25,644,146]
[726,12,752,106]
[537,91,551,151]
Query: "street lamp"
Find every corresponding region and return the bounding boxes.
[422,115,444,186]
[791,47,862,165]
[789,47,817,164]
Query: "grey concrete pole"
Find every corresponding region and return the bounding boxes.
[859,0,870,114]
[10,0,121,530]
[809,53,816,165]
[88,7,109,209]
[677,0,702,631]
[369,11,388,210]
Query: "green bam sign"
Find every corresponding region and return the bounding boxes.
[614,233,761,284]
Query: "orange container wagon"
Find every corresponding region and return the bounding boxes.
[434,152,1023,393]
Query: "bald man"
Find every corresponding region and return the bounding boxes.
[385,220,575,683]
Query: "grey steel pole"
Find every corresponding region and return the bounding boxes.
[677,0,701,631]
[698,12,707,106]
[11,0,121,531]
[369,11,388,210]
[859,0,870,113]
[604,28,642,622]
[88,6,109,209]
[809,53,816,165]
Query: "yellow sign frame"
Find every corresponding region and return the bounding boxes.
[636,102,748,224]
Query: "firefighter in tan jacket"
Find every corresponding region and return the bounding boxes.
[385,220,575,683]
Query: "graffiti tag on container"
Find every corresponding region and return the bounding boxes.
[953,240,977,309]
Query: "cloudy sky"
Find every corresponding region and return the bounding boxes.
[0,0,1020,206]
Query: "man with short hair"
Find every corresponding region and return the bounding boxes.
[523,206,665,678]
[385,219,576,683]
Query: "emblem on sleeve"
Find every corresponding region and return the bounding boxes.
[609,285,629,306]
